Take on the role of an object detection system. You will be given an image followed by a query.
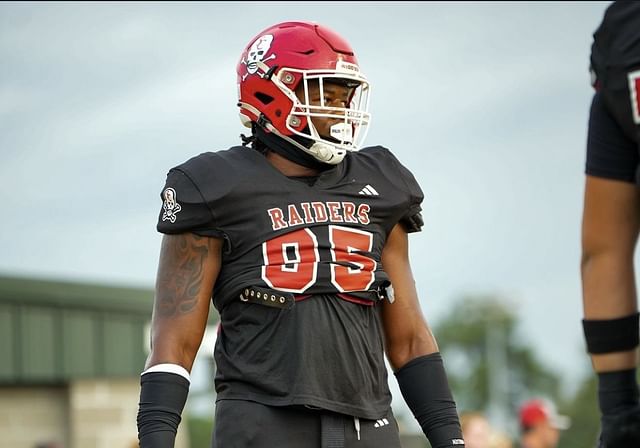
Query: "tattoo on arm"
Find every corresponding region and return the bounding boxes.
[156,234,210,318]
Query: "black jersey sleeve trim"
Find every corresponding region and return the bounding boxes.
[173,168,227,239]
[585,92,639,184]
[380,147,425,233]
[173,168,215,222]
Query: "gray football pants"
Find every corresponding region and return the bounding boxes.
[211,399,403,448]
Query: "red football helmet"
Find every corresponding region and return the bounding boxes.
[237,21,371,164]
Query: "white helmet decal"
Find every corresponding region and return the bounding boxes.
[244,34,276,76]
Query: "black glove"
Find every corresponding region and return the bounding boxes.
[598,405,640,448]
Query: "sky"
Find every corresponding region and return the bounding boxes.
[0,0,616,428]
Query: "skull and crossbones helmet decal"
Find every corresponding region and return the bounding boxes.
[244,34,275,76]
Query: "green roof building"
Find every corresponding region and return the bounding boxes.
[0,274,196,448]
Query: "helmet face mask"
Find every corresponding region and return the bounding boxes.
[285,70,370,153]
[237,22,371,164]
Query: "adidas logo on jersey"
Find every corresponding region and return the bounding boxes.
[358,184,379,196]
[373,418,389,428]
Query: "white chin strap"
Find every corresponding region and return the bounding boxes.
[238,102,348,165]
[308,141,346,165]
[264,121,347,165]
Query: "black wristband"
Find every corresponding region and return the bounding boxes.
[395,353,464,447]
[582,313,639,354]
[137,371,190,448]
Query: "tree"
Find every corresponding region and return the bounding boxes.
[434,295,561,434]
[433,294,603,447]
[557,375,600,448]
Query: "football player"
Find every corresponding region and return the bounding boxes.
[581,2,640,446]
[136,21,464,448]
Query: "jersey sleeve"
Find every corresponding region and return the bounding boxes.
[585,92,639,183]
[384,148,425,233]
[156,168,224,237]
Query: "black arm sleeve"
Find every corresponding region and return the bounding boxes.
[395,353,464,448]
[137,372,190,448]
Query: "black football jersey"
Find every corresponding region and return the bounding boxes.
[156,145,423,419]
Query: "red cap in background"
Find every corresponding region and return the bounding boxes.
[519,398,571,430]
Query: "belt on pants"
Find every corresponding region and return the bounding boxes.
[237,285,386,310]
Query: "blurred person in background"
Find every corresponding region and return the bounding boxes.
[460,411,513,448]
[489,432,513,448]
[460,412,491,448]
[517,399,569,448]
[581,1,640,446]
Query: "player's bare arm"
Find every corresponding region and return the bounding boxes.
[380,222,438,370]
[583,5,640,444]
[138,233,222,448]
[146,233,223,371]
[581,175,640,372]
[381,222,463,447]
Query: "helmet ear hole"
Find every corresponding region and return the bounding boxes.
[255,92,274,105]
